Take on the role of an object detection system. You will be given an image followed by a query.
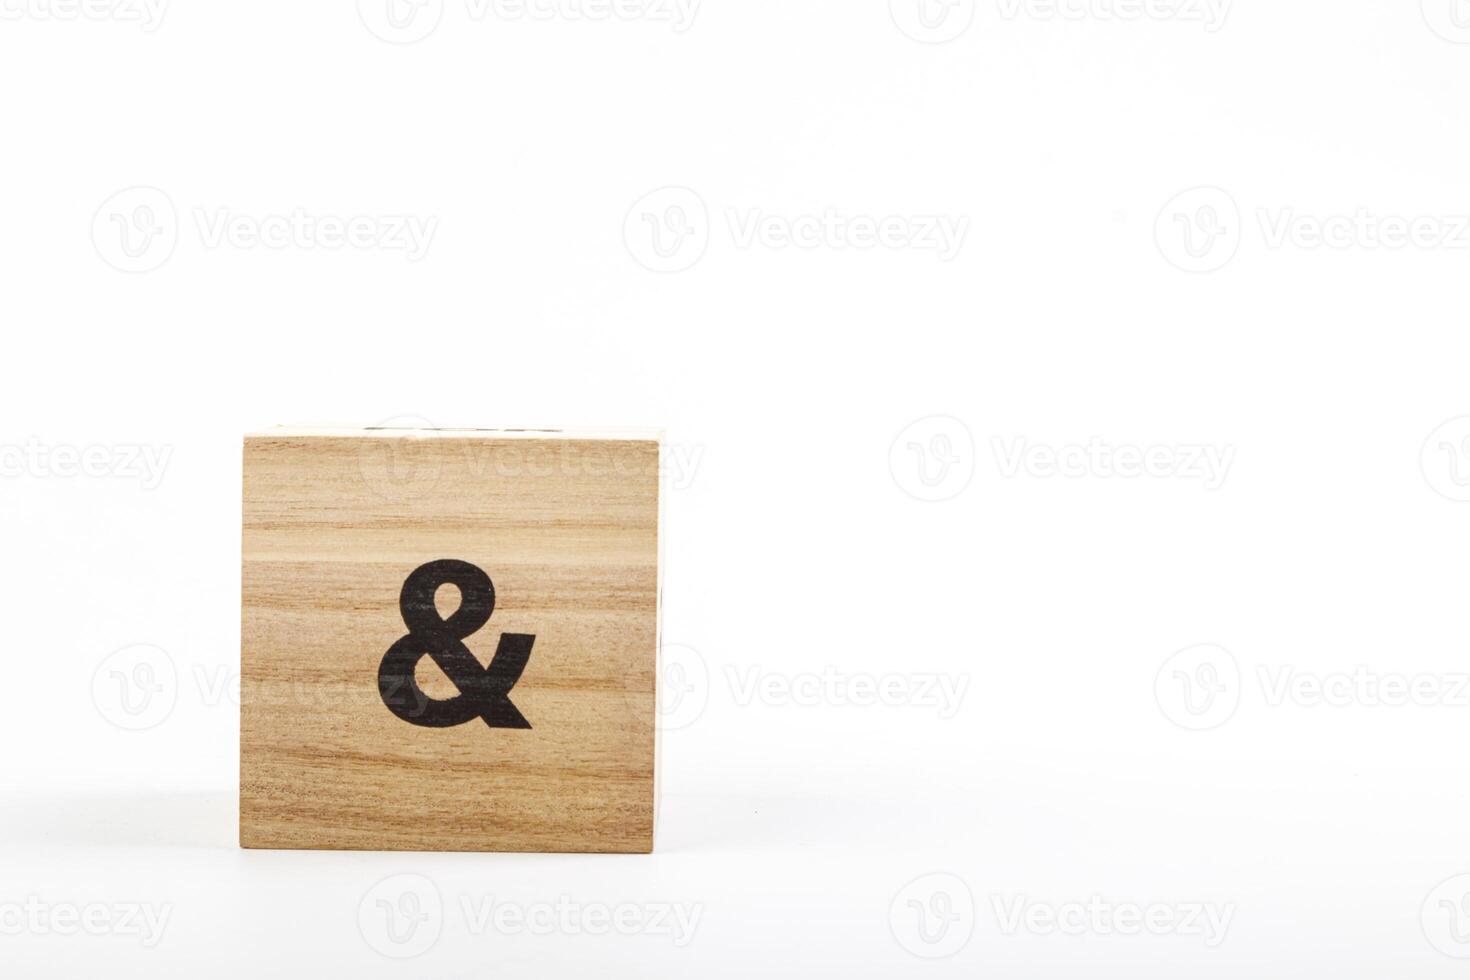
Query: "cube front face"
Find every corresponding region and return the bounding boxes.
[240,430,659,852]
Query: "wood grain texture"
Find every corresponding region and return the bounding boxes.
[240,428,660,852]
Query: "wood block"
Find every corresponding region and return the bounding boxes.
[240,427,660,852]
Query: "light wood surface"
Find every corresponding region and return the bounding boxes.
[240,428,660,852]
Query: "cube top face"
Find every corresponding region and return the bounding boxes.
[240,428,660,853]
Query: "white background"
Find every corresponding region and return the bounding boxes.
[3,0,1470,975]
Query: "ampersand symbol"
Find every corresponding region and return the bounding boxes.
[377,559,535,730]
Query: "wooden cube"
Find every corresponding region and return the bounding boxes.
[240,427,660,852]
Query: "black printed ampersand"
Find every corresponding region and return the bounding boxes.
[377,559,535,730]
